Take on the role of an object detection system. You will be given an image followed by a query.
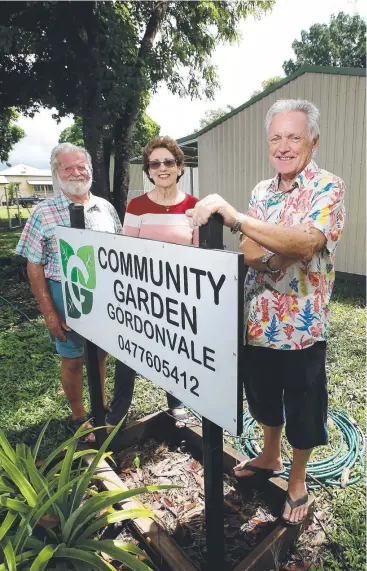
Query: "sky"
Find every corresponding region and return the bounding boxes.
[2,0,365,170]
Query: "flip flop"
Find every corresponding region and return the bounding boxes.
[281,492,309,526]
[233,460,286,479]
[67,417,96,443]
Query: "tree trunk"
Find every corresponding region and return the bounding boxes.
[112,1,169,221]
[80,3,107,200]
[112,103,139,222]
[103,135,112,198]
[82,112,106,199]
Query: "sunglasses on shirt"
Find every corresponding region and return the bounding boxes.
[149,159,177,169]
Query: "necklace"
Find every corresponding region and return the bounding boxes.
[153,189,179,211]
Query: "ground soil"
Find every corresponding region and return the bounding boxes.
[115,438,277,571]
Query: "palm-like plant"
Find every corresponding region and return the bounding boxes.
[0,419,174,570]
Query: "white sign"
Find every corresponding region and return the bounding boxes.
[56,228,244,434]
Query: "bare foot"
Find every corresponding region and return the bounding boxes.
[233,453,283,478]
[282,479,309,524]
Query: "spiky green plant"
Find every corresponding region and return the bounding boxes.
[0,419,176,570]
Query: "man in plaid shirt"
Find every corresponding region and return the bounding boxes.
[16,142,122,441]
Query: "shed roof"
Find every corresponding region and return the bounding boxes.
[0,175,8,184]
[177,65,366,145]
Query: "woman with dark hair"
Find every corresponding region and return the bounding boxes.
[106,136,199,428]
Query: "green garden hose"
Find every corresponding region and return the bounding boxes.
[233,409,365,488]
[188,407,364,488]
[2,294,364,489]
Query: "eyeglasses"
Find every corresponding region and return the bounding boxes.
[148,159,176,170]
[59,164,89,174]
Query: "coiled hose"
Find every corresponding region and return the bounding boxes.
[233,409,365,488]
[188,407,364,488]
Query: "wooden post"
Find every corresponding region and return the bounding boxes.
[69,203,107,446]
[199,214,225,570]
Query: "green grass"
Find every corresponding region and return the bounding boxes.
[0,271,365,569]
[0,207,32,257]
[0,228,23,257]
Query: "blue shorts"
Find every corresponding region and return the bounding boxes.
[47,280,84,359]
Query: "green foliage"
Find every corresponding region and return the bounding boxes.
[58,113,160,159]
[251,75,284,97]
[0,108,25,164]
[0,1,274,204]
[58,117,84,148]
[0,276,364,568]
[0,418,176,570]
[194,105,234,132]
[283,12,366,75]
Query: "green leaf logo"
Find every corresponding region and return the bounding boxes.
[59,239,96,318]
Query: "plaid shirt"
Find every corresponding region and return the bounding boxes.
[16,191,123,281]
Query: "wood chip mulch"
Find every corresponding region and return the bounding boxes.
[116,438,277,571]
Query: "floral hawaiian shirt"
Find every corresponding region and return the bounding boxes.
[244,160,346,350]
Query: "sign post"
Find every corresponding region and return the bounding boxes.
[69,204,107,446]
[57,217,245,567]
[199,215,225,570]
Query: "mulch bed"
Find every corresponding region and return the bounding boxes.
[115,438,277,571]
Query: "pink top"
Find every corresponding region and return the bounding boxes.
[123,193,199,245]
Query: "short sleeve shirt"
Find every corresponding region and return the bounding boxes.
[123,193,199,245]
[16,191,123,281]
[244,160,346,350]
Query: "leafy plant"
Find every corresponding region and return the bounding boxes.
[0,418,175,570]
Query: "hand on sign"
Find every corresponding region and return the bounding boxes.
[186,194,238,229]
[44,310,71,341]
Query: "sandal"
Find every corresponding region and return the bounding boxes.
[233,460,286,479]
[171,408,190,428]
[67,417,96,443]
[281,492,309,526]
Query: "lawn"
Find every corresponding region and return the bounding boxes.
[0,265,365,570]
[0,206,32,257]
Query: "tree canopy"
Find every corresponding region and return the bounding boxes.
[1,1,274,217]
[0,108,25,164]
[250,75,284,98]
[59,113,160,164]
[194,105,234,132]
[283,12,366,76]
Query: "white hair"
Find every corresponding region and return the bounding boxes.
[50,142,93,195]
[265,99,320,140]
[50,142,92,173]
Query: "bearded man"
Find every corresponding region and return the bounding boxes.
[16,143,122,441]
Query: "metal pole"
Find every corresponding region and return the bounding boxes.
[199,214,225,570]
[69,203,107,447]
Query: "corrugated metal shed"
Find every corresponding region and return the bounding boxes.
[178,66,366,276]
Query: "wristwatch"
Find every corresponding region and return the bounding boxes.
[230,214,245,234]
[261,250,279,274]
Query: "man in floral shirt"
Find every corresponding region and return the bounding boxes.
[186,100,345,526]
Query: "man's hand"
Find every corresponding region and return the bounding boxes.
[44,310,71,341]
[186,194,238,228]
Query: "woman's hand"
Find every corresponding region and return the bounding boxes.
[186,194,239,228]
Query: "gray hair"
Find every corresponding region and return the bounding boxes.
[265,99,320,140]
[50,142,92,195]
[50,142,92,174]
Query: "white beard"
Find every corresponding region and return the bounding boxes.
[56,173,92,197]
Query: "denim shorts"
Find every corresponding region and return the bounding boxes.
[243,341,328,450]
[47,280,84,359]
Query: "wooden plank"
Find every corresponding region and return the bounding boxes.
[233,505,314,571]
[102,412,315,571]
[84,454,197,571]
[109,410,167,453]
